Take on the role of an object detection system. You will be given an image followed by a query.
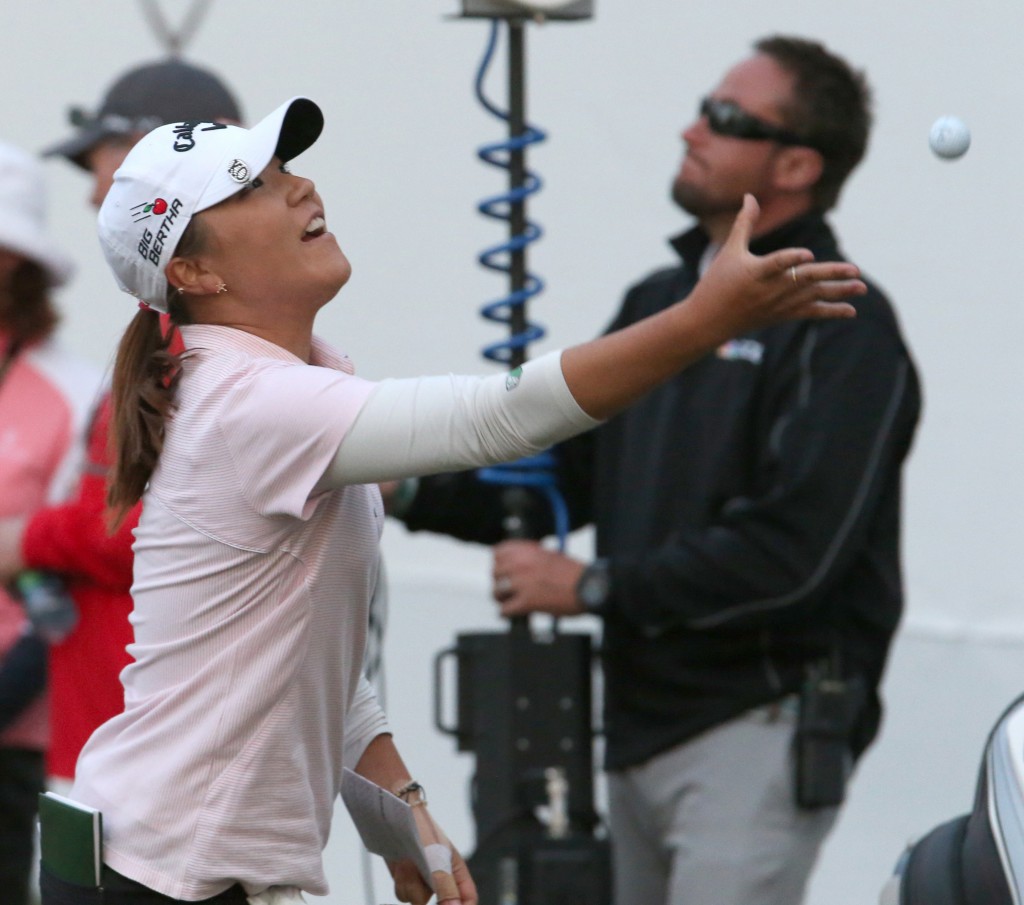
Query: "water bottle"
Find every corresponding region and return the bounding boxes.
[12,570,78,643]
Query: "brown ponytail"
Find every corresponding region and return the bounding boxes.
[106,306,185,529]
[106,217,206,529]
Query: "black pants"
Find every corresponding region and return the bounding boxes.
[40,865,250,904]
[0,747,45,905]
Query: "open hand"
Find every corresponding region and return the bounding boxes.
[691,193,864,339]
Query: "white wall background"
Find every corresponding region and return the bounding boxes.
[2,2,1022,903]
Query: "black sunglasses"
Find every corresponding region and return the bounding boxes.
[699,97,811,148]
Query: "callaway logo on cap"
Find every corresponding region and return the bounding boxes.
[97,96,323,312]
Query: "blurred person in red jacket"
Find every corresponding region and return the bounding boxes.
[0,397,136,785]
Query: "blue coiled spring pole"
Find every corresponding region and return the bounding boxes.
[474,19,545,366]
[472,19,569,549]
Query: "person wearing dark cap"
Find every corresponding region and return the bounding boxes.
[43,57,242,207]
[0,139,103,905]
[0,58,244,801]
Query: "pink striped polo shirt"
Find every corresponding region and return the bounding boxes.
[72,326,389,900]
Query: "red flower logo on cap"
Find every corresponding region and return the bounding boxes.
[131,198,169,222]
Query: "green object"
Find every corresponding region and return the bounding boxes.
[38,791,102,887]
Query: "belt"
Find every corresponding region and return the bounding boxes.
[40,863,251,904]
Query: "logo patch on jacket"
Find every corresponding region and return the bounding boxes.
[716,338,764,365]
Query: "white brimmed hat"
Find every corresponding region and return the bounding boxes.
[97,96,323,311]
[0,141,74,287]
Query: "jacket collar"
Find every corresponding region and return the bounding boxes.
[669,211,839,271]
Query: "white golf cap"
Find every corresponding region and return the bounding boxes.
[98,96,323,311]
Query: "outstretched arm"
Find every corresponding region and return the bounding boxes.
[323,195,861,491]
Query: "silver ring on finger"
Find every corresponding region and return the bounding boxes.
[495,576,513,595]
[789,265,798,283]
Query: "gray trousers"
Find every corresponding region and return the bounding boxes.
[606,700,839,905]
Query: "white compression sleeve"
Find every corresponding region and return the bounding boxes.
[316,350,599,489]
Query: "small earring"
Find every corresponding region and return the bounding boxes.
[216,282,228,294]
[176,287,184,295]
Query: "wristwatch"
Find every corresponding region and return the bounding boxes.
[575,558,612,616]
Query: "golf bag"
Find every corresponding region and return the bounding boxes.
[880,691,1024,904]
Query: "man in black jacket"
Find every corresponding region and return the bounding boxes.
[393,35,920,905]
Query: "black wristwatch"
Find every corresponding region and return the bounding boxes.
[576,558,612,616]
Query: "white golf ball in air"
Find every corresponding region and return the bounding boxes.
[929,116,971,160]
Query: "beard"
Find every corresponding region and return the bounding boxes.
[671,173,744,220]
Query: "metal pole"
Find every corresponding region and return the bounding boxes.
[507,19,528,370]
[501,18,536,604]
